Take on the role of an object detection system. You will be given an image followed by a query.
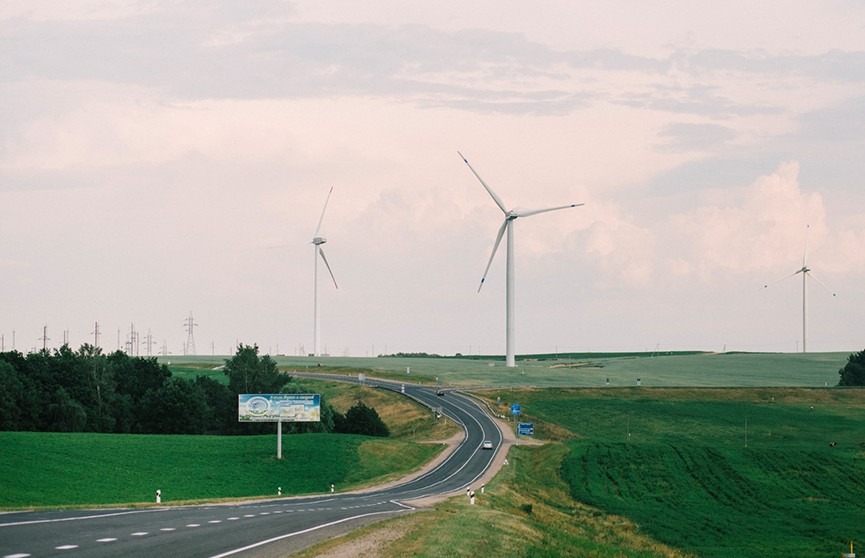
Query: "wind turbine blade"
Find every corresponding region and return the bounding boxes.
[807,271,837,297]
[517,203,585,218]
[318,247,339,290]
[763,269,802,289]
[458,151,508,214]
[314,187,334,237]
[479,219,508,292]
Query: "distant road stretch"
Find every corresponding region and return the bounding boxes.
[0,379,503,558]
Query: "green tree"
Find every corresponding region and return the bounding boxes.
[139,378,210,434]
[279,379,335,434]
[224,344,288,395]
[838,349,865,386]
[335,402,390,437]
[0,359,26,430]
[45,387,88,432]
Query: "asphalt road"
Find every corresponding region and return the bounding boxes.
[0,380,503,558]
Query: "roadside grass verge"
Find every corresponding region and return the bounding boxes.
[294,444,692,558]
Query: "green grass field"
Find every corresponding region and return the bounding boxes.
[487,387,865,557]
[0,431,443,508]
[162,351,852,388]
[0,380,456,509]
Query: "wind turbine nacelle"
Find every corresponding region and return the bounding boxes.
[312,236,327,245]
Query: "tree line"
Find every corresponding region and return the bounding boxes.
[0,344,388,436]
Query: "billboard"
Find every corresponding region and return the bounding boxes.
[238,394,321,423]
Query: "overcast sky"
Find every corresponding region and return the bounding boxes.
[2,1,864,357]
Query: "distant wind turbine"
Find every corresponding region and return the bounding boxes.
[763,225,836,353]
[459,151,584,367]
[312,187,339,357]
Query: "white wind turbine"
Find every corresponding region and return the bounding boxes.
[311,187,339,357]
[763,225,836,353]
[459,151,584,367]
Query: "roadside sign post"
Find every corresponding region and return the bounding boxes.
[239,394,321,459]
[517,422,534,436]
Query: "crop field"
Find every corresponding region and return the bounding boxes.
[162,351,852,388]
[482,387,865,557]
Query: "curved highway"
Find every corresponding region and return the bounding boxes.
[0,380,503,558]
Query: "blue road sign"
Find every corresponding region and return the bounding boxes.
[517,422,534,436]
[511,403,521,415]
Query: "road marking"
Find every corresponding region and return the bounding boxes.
[160,527,176,531]
[96,538,117,542]
[227,517,239,521]
[208,520,222,524]
[4,553,32,557]
[55,545,78,550]
[131,532,148,536]
[187,524,200,527]
[0,509,164,528]
[208,508,412,558]
[243,514,255,518]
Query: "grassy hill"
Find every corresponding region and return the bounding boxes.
[0,380,458,509]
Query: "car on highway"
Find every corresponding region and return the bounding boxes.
[436,390,445,396]
[482,440,493,450]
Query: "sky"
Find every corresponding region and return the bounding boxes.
[1,1,864,357]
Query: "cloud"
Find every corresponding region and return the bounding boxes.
[666,161,826,276]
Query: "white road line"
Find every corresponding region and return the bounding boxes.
[207,508,412,558]
[208,520,222,524]
[227,517,239,521]
[243,514,255,518]
[0,509,163,528]
[160,527,176,531]
[187,524,200,527]
[55,545,78,550]
[96,538,117,542]
[131,532,148,536]
[4,553,32,557]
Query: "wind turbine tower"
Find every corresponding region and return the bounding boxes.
[311,187,339,357]
[764,226,836,353]
[459,151,584,367]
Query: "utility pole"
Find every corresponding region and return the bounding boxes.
[92,322,101,349]
[144,329,156,356]
[184,311,198,355]
[39,325,50,352]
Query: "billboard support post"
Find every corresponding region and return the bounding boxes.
[238,394,321,460]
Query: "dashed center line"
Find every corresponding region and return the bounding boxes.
[160,527,176,531]
[187,523,200,527]
[55,545,78,550]
[96,538,117,542]
[131,532,148,536]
